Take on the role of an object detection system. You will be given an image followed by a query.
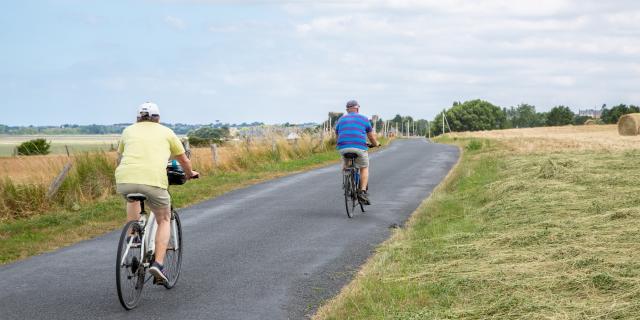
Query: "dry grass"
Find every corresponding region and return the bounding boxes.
[0,154,72,184]
[447,125,640,153]
[0,133,335,220]
[1,134,331,183]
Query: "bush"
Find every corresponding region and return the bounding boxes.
[57,152,116,205]
[187,126,230,147]
[17,138,51,155]
[466,140,483,151]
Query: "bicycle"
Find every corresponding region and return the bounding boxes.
[342,152,365,218]
[341,144,378,218]
[115,162,197,310]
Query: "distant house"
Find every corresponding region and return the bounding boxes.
[578,109,602,118]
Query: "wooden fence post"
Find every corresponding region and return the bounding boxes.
[210,143,219,167]
[47,162,73,199]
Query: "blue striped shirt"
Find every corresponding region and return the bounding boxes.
[335,112,372,150]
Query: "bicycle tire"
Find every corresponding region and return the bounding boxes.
[116,220,145,310]
[344,172,354,218]
[163,210,183,289]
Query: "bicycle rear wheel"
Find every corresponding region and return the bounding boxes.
[343,173,354,218]
[116,220,145,310]
[163,210,183,289]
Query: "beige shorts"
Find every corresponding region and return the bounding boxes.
[339,148,369,168]
[116,183,171,210]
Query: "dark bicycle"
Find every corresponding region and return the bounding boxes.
[342,152,366,218]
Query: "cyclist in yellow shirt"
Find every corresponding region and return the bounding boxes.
[115,102,199,284]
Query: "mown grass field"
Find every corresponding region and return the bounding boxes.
[315,126,640,319]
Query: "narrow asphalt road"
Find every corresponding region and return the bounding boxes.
[0,139,459,320]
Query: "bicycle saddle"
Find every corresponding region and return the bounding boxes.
[343,153,359,159]
[126,193,147,202]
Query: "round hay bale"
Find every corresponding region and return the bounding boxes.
[618,113,640,136]
[584,119,596,125]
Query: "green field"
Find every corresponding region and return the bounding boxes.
[315,137,640,319]
[0,135,121,156]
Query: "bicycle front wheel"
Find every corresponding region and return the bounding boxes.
[163,210,183,289]
[116,220,145,310]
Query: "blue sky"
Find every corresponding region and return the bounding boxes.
[2,0,640,125]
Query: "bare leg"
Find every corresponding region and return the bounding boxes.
[360,166,369,191]
[126,201,141,222]
[152,206,171,265]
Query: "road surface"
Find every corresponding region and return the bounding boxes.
[0,139,459,320]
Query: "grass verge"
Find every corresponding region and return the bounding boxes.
[315,137,640,319]
[0,150,341,264]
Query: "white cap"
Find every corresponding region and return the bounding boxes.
[137,102,160,117]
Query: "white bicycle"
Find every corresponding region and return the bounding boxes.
[115,193,184,310]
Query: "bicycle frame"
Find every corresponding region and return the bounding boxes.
[118,206,179,269]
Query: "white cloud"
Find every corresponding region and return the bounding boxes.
[164,16,186,30]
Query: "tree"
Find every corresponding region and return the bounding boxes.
[443,99,507,133]
[601,104,640,124]
[17,138,51,155]
[506,103,544,128]
[187,126,230,146]
[546,106,575,126]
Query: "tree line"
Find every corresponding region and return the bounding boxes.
[0,122,265,135]
[382,100,639,136]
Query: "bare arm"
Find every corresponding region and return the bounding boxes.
[175,153,199,179]
[367,131,379,147]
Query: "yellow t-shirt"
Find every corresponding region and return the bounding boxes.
[115,122,185,189]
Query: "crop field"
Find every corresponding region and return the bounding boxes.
[0,135,121,157]
[316,125,640,319]
[449,124,639,153]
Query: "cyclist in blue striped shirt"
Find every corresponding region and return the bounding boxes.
[335,100,380,205]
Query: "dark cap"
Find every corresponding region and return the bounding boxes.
[346,100,359,108]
